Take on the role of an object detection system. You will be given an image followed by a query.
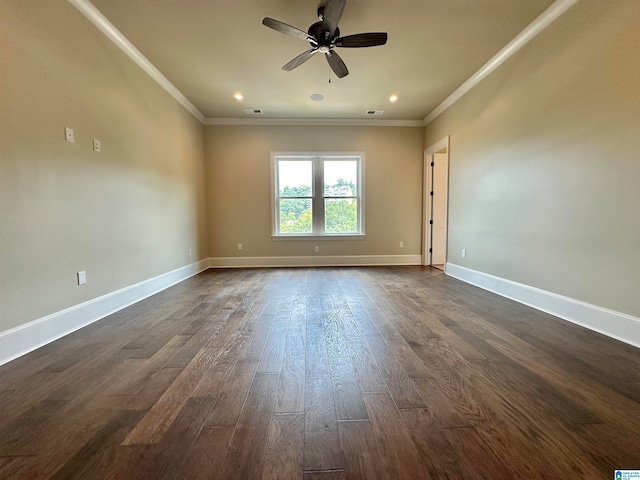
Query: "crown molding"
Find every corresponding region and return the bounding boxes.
[67,0,206,123]
[70,0,578,129]
[203,117,424,127]
[422,0,580,126]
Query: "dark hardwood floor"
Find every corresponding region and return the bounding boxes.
[1,266,639,479]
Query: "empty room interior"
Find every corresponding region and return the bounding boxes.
[1,0,640,478]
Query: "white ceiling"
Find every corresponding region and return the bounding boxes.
[87,0,555,121]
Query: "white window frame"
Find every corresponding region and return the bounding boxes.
[270,152,366,239]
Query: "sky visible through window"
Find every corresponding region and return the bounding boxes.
[278,161,311,195]
[324,161,357,193]
[278,159,357,195]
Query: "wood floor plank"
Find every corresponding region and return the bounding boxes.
[452,329,601,426]
[39,342,105,373]
[442,427,519,480]
[429,337,607,478]
[204,356,260,426]
[412,377,472,429]
[219,373,279,479]
[329,357,368,421]
[400,408,468,480]
[343,335,387,393]
[115,367,183,412]
[362,392,431,479]
[571,422,640,474]
[182,425,235,480]
[0,399,69,447]
[515,349,640,431]
[306,323,331,379]
[0,456,31,478]
[257,323,288,373]
[50,410,145,480]
[127,396,219,480]
[191,331,248,398]
[275,323,306,413]
[122,347,221,445]
[303,471,346,480]
[322,309,351,359]
[262,413,305,480]
[364,334,426,409]
[1,396,122,477]
[105,334,191,396]
[204,316,273,425]
[303,377,343,471]
[338,420,389,479]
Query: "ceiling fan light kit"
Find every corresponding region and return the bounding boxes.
[262,0,388,79]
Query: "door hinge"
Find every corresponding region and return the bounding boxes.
[429,220,433,225]
[429,248,432,253]
[430,191,434,196]
[430,161,434,167]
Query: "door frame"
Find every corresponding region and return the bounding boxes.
[423,136,450,268]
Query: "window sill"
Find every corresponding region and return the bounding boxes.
[271,234,366,241]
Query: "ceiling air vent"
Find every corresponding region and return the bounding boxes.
[366,110,384,116]
[244,108,263,115]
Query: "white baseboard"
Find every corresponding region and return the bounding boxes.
[0,259,210,366]
[209,255,422,268]
[15,257,632,366]
[445,263,640,349]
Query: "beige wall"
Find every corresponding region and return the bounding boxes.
[204,125,423,258]
[425,0,640,316]
[0,0,208,332]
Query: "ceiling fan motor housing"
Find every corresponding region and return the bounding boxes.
[308,21,339,46]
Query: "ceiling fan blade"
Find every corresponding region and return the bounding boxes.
[336,32,388,48]
[262,17,311,42]
[322,0,346,36]
[326,50,349,78]
[282,49,318,71]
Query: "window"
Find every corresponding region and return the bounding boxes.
[271,153,364,237]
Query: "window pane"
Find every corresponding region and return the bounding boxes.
[325,199,358,233]
[279,161,312,197]
[324,160,357,196]
[280,201,312,234]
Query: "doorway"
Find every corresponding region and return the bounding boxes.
[423,137,450,270]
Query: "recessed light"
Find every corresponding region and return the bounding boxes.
[234,93,243,100]
[389,95,398,103]
[310,93,324,101]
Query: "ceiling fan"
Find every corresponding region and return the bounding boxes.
[262,0,388,79]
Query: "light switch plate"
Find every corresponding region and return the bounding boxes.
[65,127,75,143]
[77,271,87,285]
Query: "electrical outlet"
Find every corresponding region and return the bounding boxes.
[314,246,319,253]
[93,139,101,152]
[65,127,75,143]
[77,271,87,285]
[399,241,404,248]
[237,243,243,250]
[461,249,466,258]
